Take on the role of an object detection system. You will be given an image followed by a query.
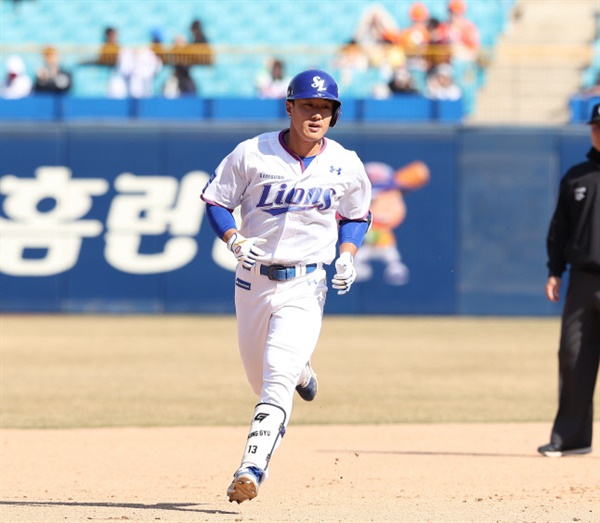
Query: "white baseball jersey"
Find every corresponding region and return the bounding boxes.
[202,130,372,265]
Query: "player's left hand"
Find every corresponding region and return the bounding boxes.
[332,251,357,295]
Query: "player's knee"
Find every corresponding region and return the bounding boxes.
[249,378,262,396]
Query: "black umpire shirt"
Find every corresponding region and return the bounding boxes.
[547,147,600,277]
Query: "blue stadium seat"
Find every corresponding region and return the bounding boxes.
[71,66,114,98]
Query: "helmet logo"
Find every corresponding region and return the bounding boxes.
[311,76,327,92]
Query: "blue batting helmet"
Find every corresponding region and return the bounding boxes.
[286,69,342,127]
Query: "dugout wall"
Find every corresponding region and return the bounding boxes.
[0,122,589,316]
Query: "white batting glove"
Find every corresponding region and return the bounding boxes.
[332,251,357,295]
[227,232,266,269]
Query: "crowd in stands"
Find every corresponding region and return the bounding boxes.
[0,0,487,106]
[1,17,215,100]
[0,45,72,99]
[80,19,214,99]
[338,0,480,105]
[6,0,592,121]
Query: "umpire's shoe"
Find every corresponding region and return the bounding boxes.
[537,443,592,457]
[227,466,263,504]
[296,362,318,401]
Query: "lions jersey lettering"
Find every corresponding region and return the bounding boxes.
[201,130,371,265]
[257,184,335,214]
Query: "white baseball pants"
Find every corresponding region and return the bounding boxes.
[234,264,327,423]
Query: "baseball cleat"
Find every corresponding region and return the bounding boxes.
[227,466,263,504]
[296,362,318,401]
[537,443,592,457]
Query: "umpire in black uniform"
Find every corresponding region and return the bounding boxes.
[538,102,600,457]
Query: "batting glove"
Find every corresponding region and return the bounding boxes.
[227,232,266,270]
[332,251,357,295]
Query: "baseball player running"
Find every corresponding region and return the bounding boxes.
[201,69,372,503]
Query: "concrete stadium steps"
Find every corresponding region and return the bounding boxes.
[469,0,599,125]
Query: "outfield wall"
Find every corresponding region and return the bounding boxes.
[0,122,589,315]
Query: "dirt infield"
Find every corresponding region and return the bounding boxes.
[1,315,599,522]
[1,423,599,522]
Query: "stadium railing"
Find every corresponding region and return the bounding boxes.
[569,95,600,124]
[0,94,464,123]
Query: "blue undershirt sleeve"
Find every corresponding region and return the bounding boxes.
[205,203,236,240]
[338,214,371,248]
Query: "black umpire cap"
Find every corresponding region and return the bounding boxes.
[587,102,600,124]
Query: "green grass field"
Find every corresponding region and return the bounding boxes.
[2,314,592,429]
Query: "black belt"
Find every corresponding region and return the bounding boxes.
[257,263,317,281]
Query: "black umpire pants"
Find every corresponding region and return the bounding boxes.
[550,269,600,449]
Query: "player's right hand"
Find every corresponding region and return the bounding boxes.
[227,232,266,269]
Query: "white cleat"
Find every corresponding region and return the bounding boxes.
[227,467,262,504]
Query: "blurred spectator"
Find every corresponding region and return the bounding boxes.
[424,63,461,100]
[167,64,197,97]
[333,38,369,88]
[425,17,452,69]
[111,44,163,99]
[81,26,120,67]
[255,58,289,99]
[390,2,431,72]
[580,71,600,98]
[439,0,480,63]
[189,19,214,65]
[352,3,403,66]
[190,20,208,44]
[169,19,214,67]
[1,55,32,98]
[351,3,436,83]
[33,46,72,94]
[353,3,398,48]
[387,66,420,95]
[150,27,167,64]
[436,0,480,113]
[161,19,213,97]
[99,27,120,66]
[163,35,198,98]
